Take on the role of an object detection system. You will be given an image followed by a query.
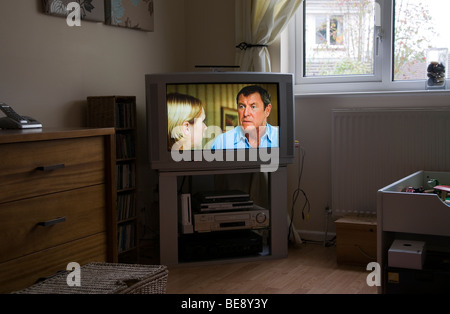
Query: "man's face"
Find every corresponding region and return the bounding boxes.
[237,92,271,130]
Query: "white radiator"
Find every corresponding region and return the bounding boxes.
[331,107,450,215]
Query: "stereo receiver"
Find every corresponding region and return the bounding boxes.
[194,207,269,233]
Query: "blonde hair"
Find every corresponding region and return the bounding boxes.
[167,93,204,148]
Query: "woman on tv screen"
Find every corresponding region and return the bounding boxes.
[167,92,207,151]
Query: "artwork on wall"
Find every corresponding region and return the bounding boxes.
[41,0,155,32]
[42,0,105,22]
[105,0,154,32]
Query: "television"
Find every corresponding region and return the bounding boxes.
[146,72,295,172]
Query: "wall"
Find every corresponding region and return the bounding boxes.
[289,91,450,241]
[185,0,236,70]
[0,1,187,129]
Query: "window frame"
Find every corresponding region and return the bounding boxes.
[287,0,449,95]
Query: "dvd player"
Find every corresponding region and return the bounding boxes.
[193,190,254,212]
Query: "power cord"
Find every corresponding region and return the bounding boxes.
[323,205,335,247]
[288,143,311,243]
[178,175,187,195]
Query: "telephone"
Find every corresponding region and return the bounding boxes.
[0,102,42,129]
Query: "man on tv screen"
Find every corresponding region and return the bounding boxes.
[211,85,278,149]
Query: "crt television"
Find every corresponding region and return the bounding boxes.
[146,72,295,172]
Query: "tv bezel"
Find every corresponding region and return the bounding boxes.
[146,72,295,172]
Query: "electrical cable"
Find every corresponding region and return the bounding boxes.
[178,176,187,195]
[288,144,311,243]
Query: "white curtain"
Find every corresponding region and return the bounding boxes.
[235,0,303,72]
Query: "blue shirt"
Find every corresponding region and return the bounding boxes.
[211,123,278,149]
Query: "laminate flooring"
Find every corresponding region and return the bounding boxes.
[165,242,378,294]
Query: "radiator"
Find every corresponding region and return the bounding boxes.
[331,107,450,215]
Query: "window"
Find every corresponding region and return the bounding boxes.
[290,0,450,94]
[393,0,449,81]
[304,1,375,78]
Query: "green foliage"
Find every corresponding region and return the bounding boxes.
[334,58,372,75]
[394,0,435,80]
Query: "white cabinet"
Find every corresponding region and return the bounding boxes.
[377,170,450,293]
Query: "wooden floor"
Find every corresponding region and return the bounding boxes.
[166,242,378,294]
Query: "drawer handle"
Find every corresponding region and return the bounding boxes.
[36,164,65,171]
[38,217,66,227]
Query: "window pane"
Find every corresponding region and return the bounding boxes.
[394,0,450,81]
[304,0,375,77]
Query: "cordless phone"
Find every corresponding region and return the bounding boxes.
[0,102,42,129]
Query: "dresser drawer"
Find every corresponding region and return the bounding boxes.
[0,185,107,263]
[0,233,107,294]
[0,136,105,204]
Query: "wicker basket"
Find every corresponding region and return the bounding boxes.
[13,263,168,294]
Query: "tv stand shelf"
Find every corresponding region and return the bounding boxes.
[158,166,288,265]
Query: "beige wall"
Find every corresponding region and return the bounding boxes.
[0,0,187,129]
[185,0,236,70]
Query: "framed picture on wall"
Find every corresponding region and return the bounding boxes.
[42,0,105,22]
[221,107,239,131]
[105,0,154,32]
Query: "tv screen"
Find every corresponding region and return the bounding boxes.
[146,72,294,172]
[166,82,279,150]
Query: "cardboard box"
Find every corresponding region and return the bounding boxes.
[388,239,426,270]
[335,215,377,266]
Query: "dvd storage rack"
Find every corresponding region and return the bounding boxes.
[87,96,139,263]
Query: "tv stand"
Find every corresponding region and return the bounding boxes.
[157,166,288,265]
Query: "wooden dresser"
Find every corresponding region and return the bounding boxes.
[0,128,116,293]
